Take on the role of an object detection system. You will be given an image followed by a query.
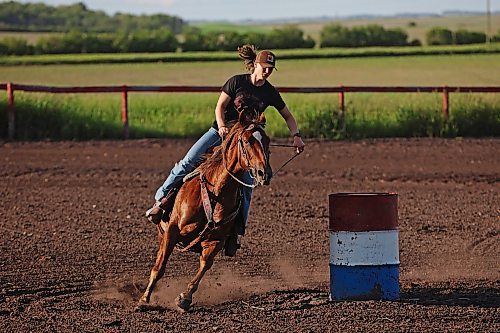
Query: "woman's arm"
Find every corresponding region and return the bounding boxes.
[215,91,232,137]
[278,105,305,153]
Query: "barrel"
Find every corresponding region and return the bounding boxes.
[328,192,399,300]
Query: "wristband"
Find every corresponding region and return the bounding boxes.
[293,132,301,138]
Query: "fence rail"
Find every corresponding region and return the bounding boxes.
[2,82,500,140]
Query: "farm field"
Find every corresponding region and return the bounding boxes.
[0,138,498,331]
[2,54,499,86]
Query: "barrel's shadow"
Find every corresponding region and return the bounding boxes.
[400,284,499,308]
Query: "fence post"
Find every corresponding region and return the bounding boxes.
[121,85,129,139]
[338,86,346,133]
[7,82,15,140]
[442,86,449,121]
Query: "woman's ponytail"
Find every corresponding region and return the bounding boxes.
[237,44,257,72]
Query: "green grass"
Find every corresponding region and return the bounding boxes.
[1,92,498,140]
[0,43,498,66]
[2,54,499,87]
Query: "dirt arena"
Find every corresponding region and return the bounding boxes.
[1,138,498,332]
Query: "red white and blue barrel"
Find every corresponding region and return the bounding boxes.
[329,193,399,300]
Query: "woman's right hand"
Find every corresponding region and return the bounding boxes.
[218,126,229,138]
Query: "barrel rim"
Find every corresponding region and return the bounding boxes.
[329,192,397,197]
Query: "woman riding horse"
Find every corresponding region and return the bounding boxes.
[146,44,305,256]
[138,109,271,311]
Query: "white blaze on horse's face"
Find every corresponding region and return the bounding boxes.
[252,131,264,154]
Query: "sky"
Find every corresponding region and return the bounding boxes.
[12,0,500,22]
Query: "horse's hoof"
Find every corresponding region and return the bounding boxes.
[135,299,150,312]
[175,293,192,311]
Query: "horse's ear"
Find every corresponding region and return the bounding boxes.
[238,109,255,126]
[258,112,266,125]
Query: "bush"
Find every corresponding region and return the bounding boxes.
[455,30,486,45]
[396,106,444,137]
[117,29,178,53]
[320,24,352,47]
[180,25,314,52]
[426,27,453,45]
[265,25,315,49]
[0,37,33,55]
[320,24,408,47]
[449,99,500,137]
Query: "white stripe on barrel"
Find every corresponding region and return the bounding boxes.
[330,230,399,266]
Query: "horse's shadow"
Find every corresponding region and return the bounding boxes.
[400,284,499,308]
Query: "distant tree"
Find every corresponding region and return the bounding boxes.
[320,24,351,47]
[241,32,267,49]
[181,27,209,51]
[408,39,422,46]
[426,27,453,45]
[265,25,315,49]
[320,24,408,47]
[0,36,32,55]
[407,21,417,27]
[120,29,178,52]
[493,30,500,42]
[455,29,487,44]
[218,31,242,51]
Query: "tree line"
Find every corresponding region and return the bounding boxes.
[1,24,496,56]
[426,27,498,45]
[0,1,185,33]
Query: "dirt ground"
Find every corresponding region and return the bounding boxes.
[1,138,499,332]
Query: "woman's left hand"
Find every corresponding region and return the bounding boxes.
[293,136,305,154]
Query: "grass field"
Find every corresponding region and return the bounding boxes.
[1,54,499,86]
[1,53,498,140]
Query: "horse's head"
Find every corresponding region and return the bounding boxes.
[234,108,270,186]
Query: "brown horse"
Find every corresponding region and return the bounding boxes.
[137,110,270,311]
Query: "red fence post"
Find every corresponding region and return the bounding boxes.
[7,82,15,140]
[339,86,346,133]
[121,85,129,139]
[442,86,449,121]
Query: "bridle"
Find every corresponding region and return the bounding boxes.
[222,124,267,188]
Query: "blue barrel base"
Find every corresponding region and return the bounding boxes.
[329,264,399,301]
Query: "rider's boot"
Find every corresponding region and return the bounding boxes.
[145,197,169,225]
[224,233,242,257]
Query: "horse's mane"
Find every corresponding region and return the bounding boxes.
[197,121,245,180]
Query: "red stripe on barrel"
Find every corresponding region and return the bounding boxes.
[329,193,398,232]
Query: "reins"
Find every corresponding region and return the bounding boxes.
[269,143,303,176]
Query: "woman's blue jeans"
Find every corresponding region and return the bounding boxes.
[155,127,252,234]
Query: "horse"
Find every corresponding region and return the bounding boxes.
[137,109,270,311]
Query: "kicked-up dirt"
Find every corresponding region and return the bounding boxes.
[0,137,499,332]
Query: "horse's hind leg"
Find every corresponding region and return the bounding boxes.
[175,240,223,311]
[137,224,179,307]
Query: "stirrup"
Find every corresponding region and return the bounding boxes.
[145,203,164,225]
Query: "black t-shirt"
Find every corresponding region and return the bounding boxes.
[212,74,286,130]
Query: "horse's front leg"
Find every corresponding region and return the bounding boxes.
[175,240,223,311]
[136,223,180,309]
